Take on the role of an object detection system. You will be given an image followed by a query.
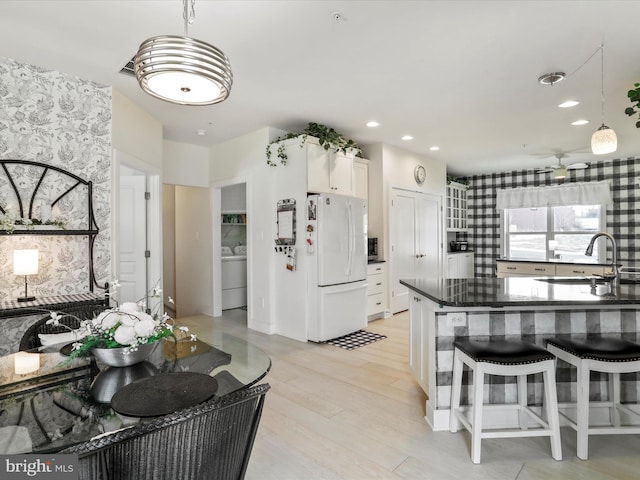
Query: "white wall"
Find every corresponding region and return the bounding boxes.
[112,90,163,171]
[163,140,209,186]
[221,183,246,211]
[174,185,213,317]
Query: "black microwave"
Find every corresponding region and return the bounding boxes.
[368,237,378,260]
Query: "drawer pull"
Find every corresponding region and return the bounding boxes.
[573,270,585,274]
[376,282,382,286]
[376,302,382,305]
[507,266,517,270]
[534,267,545,271]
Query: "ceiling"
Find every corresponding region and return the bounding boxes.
[0,1,639,177]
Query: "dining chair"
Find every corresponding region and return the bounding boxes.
[18,303,109,351]
[61,383,270,480]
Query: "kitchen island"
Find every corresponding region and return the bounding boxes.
[400,276,640,431]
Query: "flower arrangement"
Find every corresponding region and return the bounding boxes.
[0,214,66,233]
[47,282,194,362]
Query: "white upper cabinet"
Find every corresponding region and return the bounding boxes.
[307,147,355,196]
[353,158,369,200]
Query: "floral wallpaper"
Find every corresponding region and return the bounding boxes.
[0,56,111,300]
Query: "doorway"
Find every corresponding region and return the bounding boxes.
[112,150,162,311]
[220,183,247,311]
[389,188,442,313]
[212,177,249,318]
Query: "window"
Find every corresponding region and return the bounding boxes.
[504,205,604,262]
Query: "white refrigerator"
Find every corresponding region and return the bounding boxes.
[306,193,367,342]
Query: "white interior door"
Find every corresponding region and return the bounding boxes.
[390,188,441,314]
[417,195,441,279]
[119,172,147,304]
[390,191,416,313]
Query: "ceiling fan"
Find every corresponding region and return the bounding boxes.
[536,153,589,176]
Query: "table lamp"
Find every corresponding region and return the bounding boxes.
[14,351,40,375]
[14,249,38,302]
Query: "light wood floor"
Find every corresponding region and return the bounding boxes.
[179,310,640,480]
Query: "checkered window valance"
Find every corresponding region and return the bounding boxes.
[495,180,612,209]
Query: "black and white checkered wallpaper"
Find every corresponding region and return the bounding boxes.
[463,157,640,277]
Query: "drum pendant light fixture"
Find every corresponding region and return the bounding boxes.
[591,45,617,154]
[134,0,232,106]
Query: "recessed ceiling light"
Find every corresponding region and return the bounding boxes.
[558,100,579,108]
[571,120,589,126]
[366,121,379,128]
[196,129,207,136]
[402,135,413,141]
[429,146,440,151]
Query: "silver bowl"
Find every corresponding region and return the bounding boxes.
[91,341,160,367]
[89,361,159,403]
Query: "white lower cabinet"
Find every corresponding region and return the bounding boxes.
[367,262,387,319]
[409,293,430,394]
[445,252,474,278]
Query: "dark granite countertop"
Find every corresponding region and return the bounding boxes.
[400,276,640,308]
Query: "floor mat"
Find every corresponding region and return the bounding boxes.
[323,330,387,350]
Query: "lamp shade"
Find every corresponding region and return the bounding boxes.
[13,249,38,275]
[591,124,617,155]
[134,35,233,106]
[14,351,40,375]
[553,166,567,179]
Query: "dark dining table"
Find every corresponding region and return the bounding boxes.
[0,333,271,454]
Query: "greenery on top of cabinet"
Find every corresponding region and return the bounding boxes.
[266,122,362,166]
[625,82,640,128]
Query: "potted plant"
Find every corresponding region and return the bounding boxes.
[625,82,640,128]
[266,122,362,166]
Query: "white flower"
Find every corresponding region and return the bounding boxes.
[119,302,140,314]
[179,326,189,333]
[46,312,61,326]
[113,325,136,345]
[190,334,197,342]
[117,312,139,327]
[111,279,121,289]
[134,318,156,338]
[168,296,175,305]
[94,311,118,329]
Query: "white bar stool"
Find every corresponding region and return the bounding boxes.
[449,340,562,464]
[546,337,640,460]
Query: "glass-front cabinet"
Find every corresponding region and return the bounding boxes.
[446,182,468,231]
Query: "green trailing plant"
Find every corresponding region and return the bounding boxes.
[625,82,640,128]
[266,122,362,166]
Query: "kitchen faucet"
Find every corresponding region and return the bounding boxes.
[584,232,619,288]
